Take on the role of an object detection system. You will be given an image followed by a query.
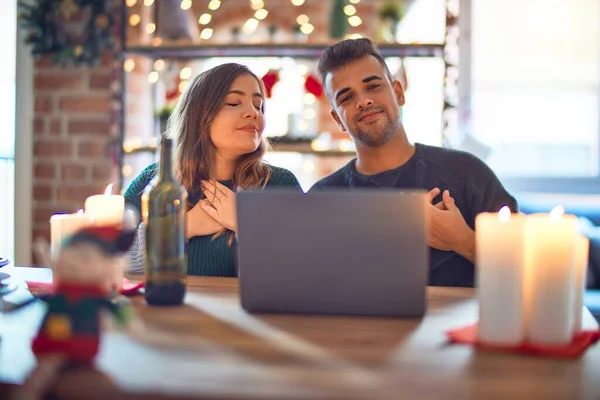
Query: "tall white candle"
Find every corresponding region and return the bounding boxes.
[84,183,125,225]
[49,210,94,261]
[572,234,590,335]
[526,206,578,345]
[476,206,526,345]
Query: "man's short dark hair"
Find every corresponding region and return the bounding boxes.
[317,38,394,90]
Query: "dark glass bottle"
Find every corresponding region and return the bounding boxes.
[144,136,187,306]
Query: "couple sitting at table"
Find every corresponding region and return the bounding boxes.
[124,38,517,288]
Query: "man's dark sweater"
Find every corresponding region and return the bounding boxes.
[309,143,518,287]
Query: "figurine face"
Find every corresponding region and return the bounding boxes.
[54,243,113,291]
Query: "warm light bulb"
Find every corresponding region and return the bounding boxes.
[144,0,154,5]
[250,0,264,10]
[154,59,164,71]
[148,71,159,83]
[549,205,565,222]
[349,0,360,3]
[344,5,356,16]
[123,59,135,72]
[497,206,511,223]
[254,9,268,20]
[145,23,156,34]
[180,0,192,10]
[129,14,141,26]
[126,0,137,7]
[242,18,259,34]
[291,0,305,5]
[208,0,221,10]
[349,33,363,39]
[296,14,309,25]
[302,93,316,104]
[300,23,314,35]
[200,28,213,40]
[180,67,192,80]
[179,80,189,93]
[198,13,212,25]
[348,16,362,27]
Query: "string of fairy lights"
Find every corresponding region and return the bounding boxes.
[124,0,365,86]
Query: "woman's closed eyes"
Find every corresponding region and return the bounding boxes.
[226,102,262,110]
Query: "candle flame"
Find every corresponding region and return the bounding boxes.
[104,183,114,196]
[498,206,511,223]
[549,205,565,222]
[76,209,84,215]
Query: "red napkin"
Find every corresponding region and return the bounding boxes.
[447,323,600,358]
[26,278,144,297]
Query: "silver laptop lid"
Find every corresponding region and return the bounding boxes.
[237,189,428,317]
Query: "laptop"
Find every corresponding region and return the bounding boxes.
[236,189,428,317]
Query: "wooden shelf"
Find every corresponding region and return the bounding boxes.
[123,43,444,59]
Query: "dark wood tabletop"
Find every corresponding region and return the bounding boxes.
[1,266,599,399]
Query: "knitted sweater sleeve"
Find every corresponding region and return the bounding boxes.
[123,164,157,273]
[422,147,518,228]
[123,164,158,214]
[265,166,303,191]
[459,153,519,220]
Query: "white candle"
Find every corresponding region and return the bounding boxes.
[49,210,94,261]
[573,234,590,335]
[526,206,578,345]
[476,206,526,345]
[84,183,125,225]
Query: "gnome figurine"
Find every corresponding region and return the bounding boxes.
[31,225,136,365]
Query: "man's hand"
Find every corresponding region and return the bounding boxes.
[199,181,238,234]
[426,188,475,262]
[186,200,225,239]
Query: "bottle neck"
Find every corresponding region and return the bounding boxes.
[158,138,174,181]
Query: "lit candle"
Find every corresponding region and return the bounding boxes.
[572,234,590,335]
[476,206,526,345]
[84,184,125,226]
[49,210,94,261]
[526,206,578,345]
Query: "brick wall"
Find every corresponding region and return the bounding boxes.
[31,2,122,257]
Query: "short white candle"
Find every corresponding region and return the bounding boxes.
[572,234,590,335]
[476,206,526,345]
[84,183,125,225]
[526,206,578,345]
[49,210,94,261]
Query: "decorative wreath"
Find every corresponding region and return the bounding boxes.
[18,0,115,65]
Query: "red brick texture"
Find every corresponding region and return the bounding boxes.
[30,0,122,259]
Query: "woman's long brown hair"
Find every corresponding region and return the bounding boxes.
[166,63,272,241]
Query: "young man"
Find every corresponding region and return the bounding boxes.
[310,38,517,287]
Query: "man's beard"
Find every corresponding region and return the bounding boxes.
[351,109,399,147]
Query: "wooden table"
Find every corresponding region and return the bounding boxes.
[1,266,599,400]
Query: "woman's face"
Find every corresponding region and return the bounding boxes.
[209,73,265,160]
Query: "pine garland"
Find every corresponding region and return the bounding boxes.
[18,0,115,66]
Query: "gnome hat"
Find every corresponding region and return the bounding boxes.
[62,225,135,256]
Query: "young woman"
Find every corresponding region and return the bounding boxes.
[125,63,302,276]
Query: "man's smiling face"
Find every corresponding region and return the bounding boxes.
[325,55,405,147]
